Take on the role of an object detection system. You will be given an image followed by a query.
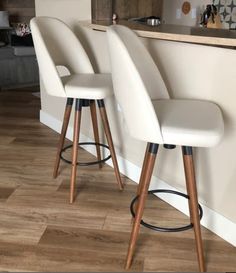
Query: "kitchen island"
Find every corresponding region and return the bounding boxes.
[81,19,236,47]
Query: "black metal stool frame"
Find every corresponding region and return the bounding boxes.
[130,189,203,232]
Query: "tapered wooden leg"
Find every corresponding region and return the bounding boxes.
[137,144,151,197]
[182,146,206,272]
[90,100,102,169]
[182,147,194,224]
[97,100,123,190]
[53,98,73,178]
[133,143,150,218]
[126,143,159,270]
[70,99,82,204]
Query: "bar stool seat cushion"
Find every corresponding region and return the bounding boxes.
[63,73,113,99]
[153,99,224,147]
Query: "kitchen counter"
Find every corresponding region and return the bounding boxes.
[80,20,236,48]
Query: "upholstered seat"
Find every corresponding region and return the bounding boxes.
[153,99,224,147]
[107,24,224,272]
[63,73,113,99]
[31,17,123,203]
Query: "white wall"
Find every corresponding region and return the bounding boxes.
[35,0,91,24]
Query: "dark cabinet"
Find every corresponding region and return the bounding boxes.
[0,47,39,89]
[92,0,113,20]
[91,0,163,21]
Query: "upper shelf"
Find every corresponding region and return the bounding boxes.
[80,20,236,48]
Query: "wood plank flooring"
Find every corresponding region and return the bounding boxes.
[0,88,235,272]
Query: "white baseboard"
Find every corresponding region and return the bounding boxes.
[40,110,236,247]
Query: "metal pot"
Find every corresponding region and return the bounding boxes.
[147,18,161,26]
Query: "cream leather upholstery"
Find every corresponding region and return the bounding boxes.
[153,100,224,147]
[107,25,224,147]
[30,17,112,99]
[63,74,112,100]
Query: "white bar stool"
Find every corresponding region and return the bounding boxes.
[30,17,123,203]
[107,25,224,272]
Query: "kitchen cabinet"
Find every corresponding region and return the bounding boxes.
[92,0,163,20]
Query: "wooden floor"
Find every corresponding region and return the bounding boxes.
[0,89,235,272]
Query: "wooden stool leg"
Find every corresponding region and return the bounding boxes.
[136,143,151,197]
[182,146,206,272]
[126,143,159,270]
[182,147,194,224]
[90,100,102,168]
[53,98,73,178]
[97,100,124,190]
[133,143,150,218]
[70,99,82,204]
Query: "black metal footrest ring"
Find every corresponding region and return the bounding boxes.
[130,189,203,233]
[60,142,111,167]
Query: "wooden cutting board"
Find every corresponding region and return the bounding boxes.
[207,14,222,29]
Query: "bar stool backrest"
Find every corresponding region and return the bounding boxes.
[107,25,169,144]
[30,17,94,97]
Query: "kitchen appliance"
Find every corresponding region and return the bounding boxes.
[129,16,161,26]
